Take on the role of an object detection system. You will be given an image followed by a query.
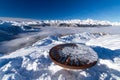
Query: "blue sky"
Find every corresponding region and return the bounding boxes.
[0,0,120,21]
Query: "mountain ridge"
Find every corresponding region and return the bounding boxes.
[0,18,120,27]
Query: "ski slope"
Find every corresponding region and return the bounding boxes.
[0,32,120,80]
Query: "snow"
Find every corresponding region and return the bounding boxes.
[0,32,120,80]
[60,44,98,64]
[1,18,120,26]
[0,17,120,80]
[86,35,120,50]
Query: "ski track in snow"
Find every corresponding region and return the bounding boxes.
[0,32,120,80]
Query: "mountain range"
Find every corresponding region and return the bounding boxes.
[1,18,120,27]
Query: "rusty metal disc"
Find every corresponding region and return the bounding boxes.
[49,43,98,69]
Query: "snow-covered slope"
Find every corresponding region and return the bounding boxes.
[86,35,120,50]
[0,32,120,80]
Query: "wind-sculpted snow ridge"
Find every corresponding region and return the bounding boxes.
[0,32,120,80]
[1,18,120,27]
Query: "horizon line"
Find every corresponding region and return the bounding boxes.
[0,16,119,22]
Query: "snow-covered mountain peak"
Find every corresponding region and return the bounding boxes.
[0,32,120,80]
